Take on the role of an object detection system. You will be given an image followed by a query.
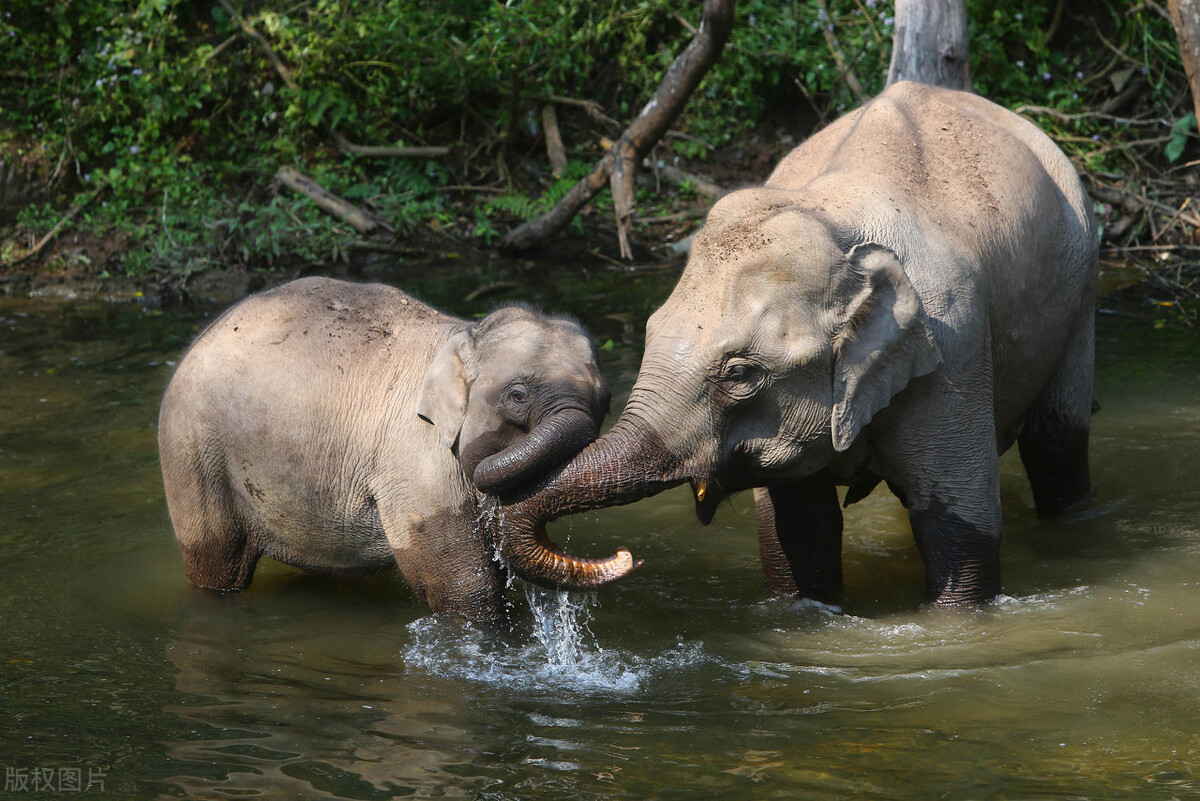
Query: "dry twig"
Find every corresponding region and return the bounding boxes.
[498,0,736,258]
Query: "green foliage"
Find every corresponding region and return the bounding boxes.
[971,1,1189,172]
[686,0,893,146]
[1167,113,1197,163]
[480,160,593,238]
[0,0,1191,274]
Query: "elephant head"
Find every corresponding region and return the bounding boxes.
[416,305,612,497]
[495,193,942,588]
[416,305,644,592]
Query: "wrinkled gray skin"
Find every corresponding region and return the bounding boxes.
[501,82,1099,607]
[158,277,613,626]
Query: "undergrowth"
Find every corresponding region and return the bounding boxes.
[0,0,1194,278]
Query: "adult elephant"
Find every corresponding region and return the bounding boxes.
[500,82,1099,607]
[159,277,632,627]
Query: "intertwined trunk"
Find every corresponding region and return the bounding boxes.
[492,413,685,590]
[472,408,599,496]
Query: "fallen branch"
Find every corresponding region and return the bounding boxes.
[275,166,392,236]
[464,281,520,302]
[604,137,725,199]
[1153,196,1194,241]
[328,131,449,159]
[657,164,726,201]
[345,241,426,256]
[1088,176,1200,246]
[498,0,736,257]
[635,208,710,225]
[216,0,296,88]
[1,184,101,266]
[1016,104,1172,127]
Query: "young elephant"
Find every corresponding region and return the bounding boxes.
[158,277,628,626]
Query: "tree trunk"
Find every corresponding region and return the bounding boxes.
[886,0,972,92]
[498,0,736,257]
[1169,0,1200,125]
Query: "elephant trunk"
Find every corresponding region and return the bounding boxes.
[472,408,598,496]
[492,412,685,590]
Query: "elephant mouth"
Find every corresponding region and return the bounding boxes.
[690,477,725,525]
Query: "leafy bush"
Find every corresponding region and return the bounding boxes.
[0,0,1190,273]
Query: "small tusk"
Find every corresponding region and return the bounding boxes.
[694,480,707,503]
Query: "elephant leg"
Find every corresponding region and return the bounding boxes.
[909,500,1002,605]
[753,477,843,602]
[893,400,1004,606]
[179,526,261,592]
[390,510,509,629]
[163,456,261,591]
[1018,324,1094,517]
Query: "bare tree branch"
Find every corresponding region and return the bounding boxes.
[815,0,867,100]
[498,0,736,257]
[541,104,569,177]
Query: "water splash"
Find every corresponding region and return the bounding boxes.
[525,584,602,673]
[432,498,729,694]
[402,587,722,697]
[474,495,516,589]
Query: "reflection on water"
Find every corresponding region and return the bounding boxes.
[1,279,1199,799]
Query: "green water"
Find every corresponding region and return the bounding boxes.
[1,265,1198,799]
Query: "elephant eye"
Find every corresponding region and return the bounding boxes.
[719,359,766,401]
[725,363,752,383]
[506,384,531,405]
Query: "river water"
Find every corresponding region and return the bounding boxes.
[1,263,1198,799]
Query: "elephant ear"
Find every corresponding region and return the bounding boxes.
[831,243,942,452]
[416,328,474,450]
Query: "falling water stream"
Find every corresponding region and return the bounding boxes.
[1,265,1199,799]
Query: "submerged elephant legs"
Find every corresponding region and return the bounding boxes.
[753,473,1002,607]
[1017,325,1095,518]
[753,478,844,602]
